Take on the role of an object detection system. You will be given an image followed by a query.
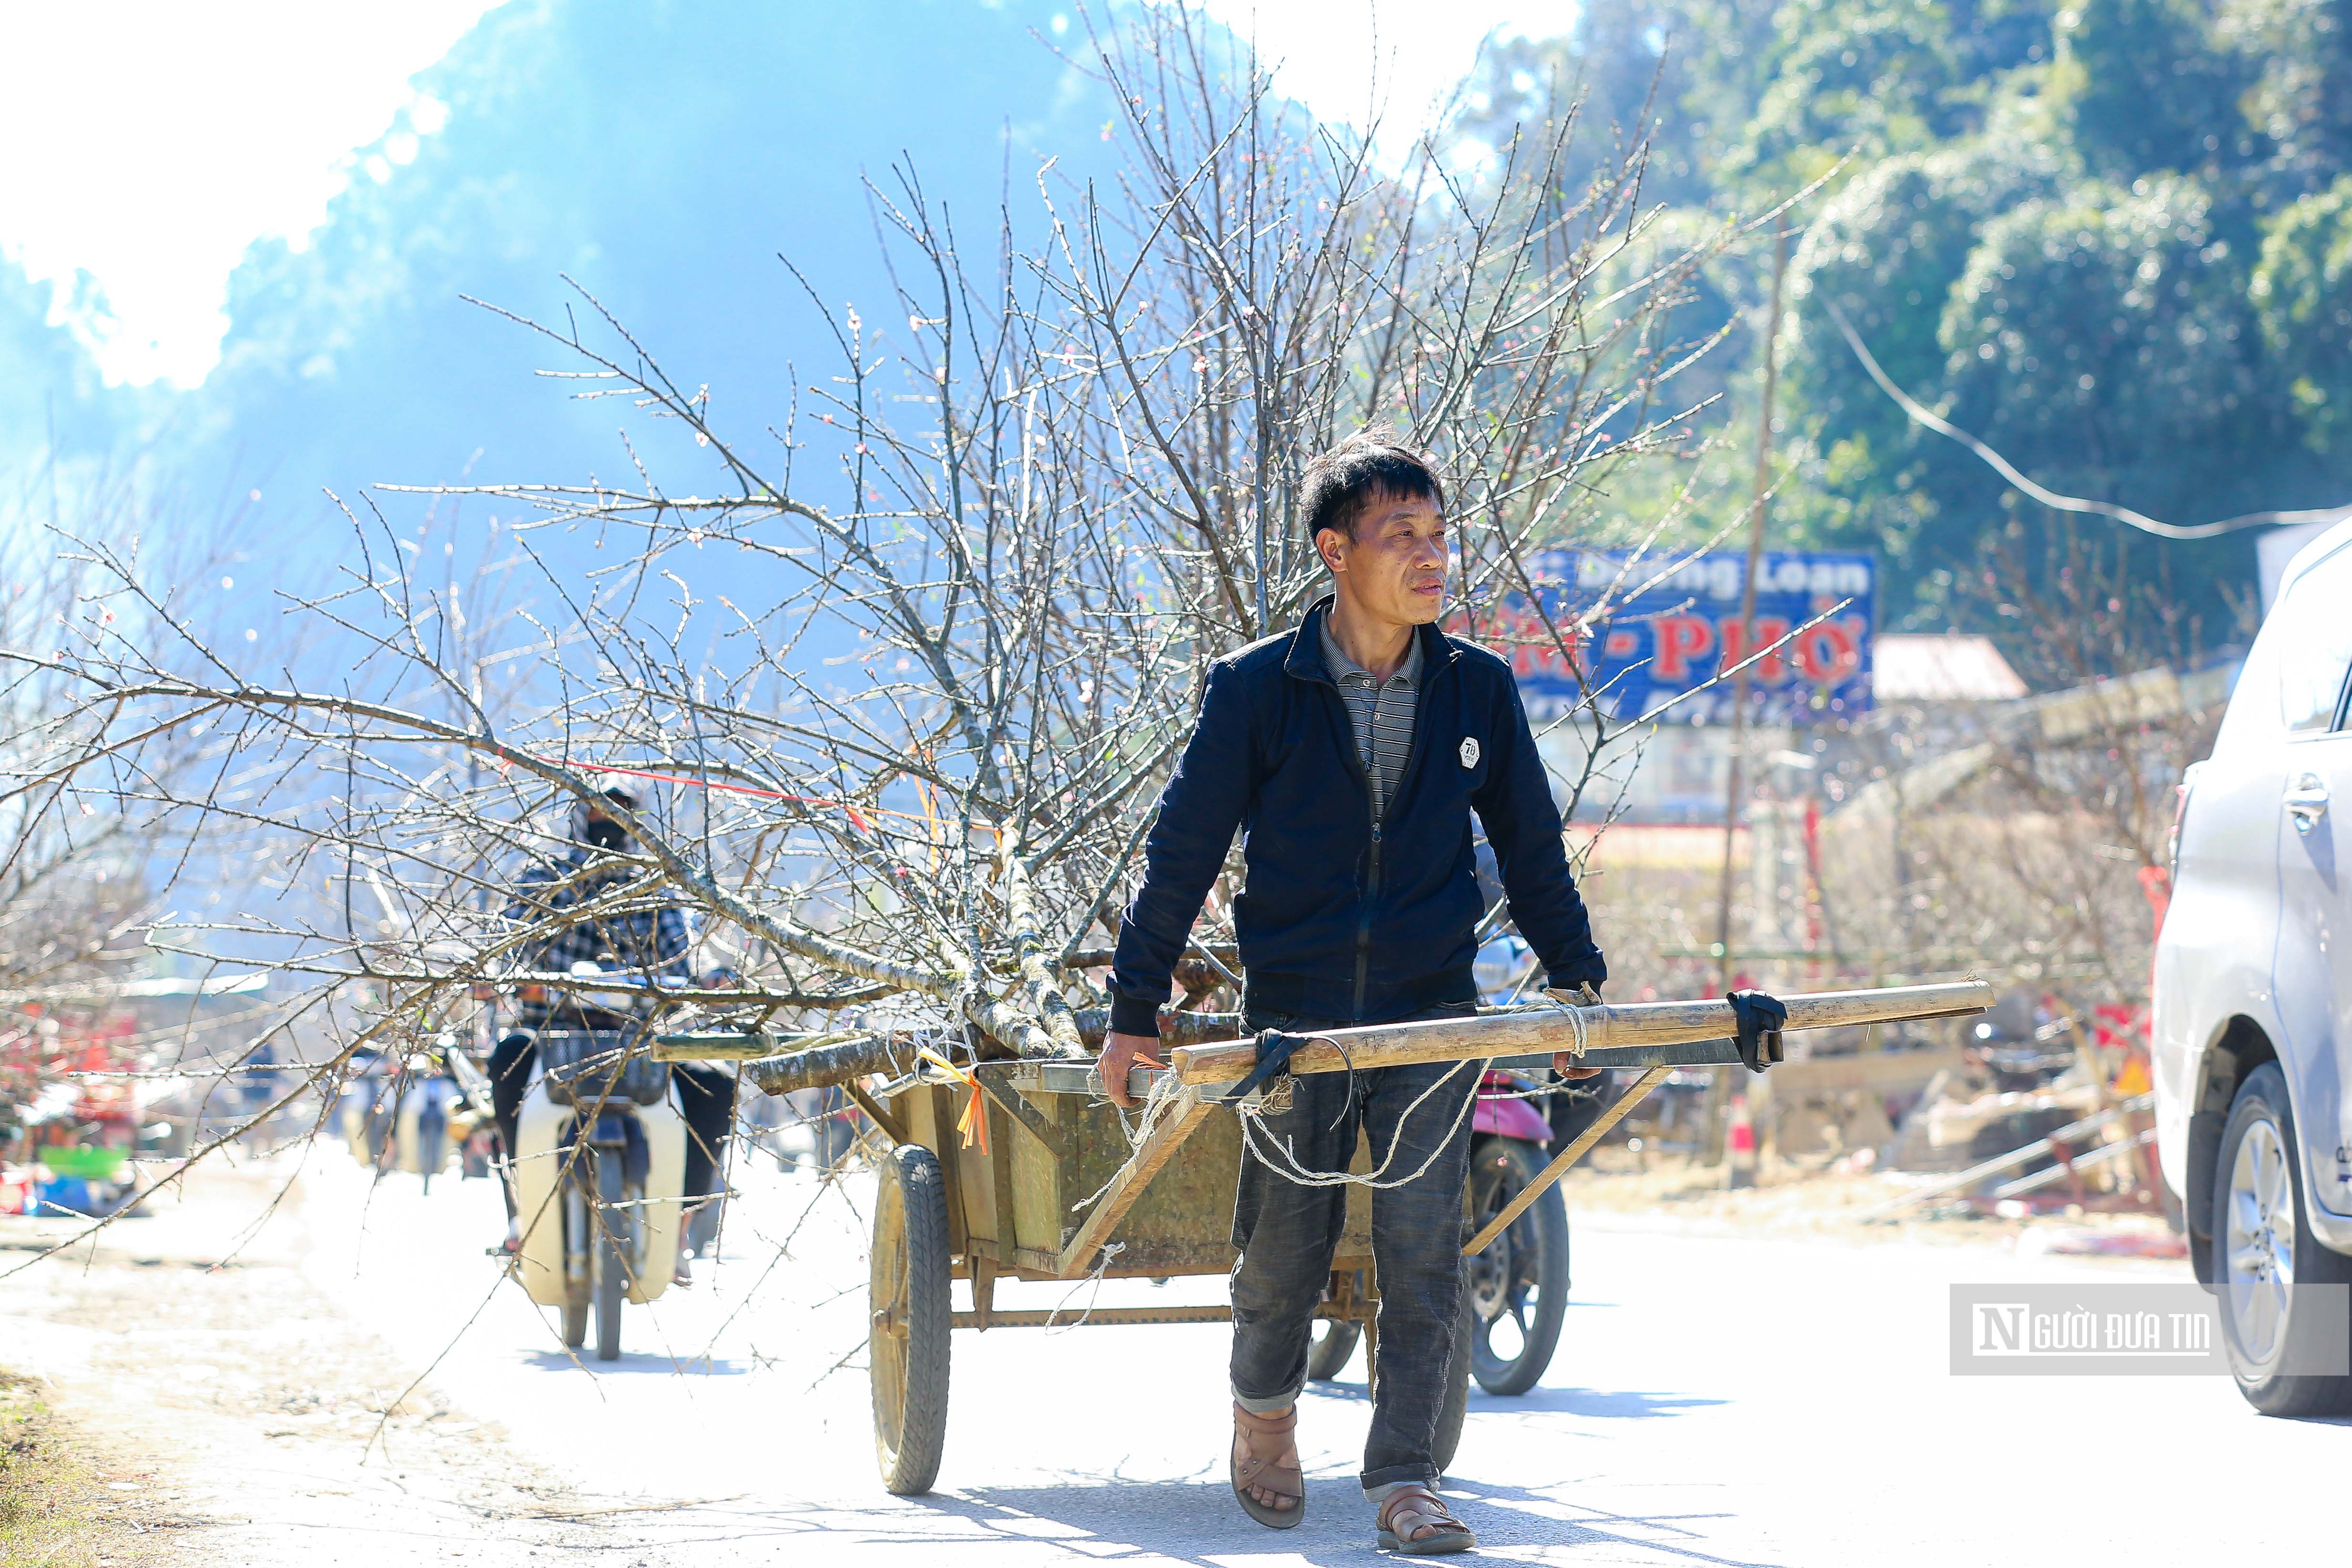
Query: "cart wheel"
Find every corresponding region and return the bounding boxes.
[1430,1290,1474,1476]
[871,1143,952,1494]
[1467,1139,1570,1395]
[594,1150,627,1362]
[1306,1321,1361,1381]
[562,1299,588,1349]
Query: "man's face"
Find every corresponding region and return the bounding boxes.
[1317,490,1448,625]
[581,794,633,851]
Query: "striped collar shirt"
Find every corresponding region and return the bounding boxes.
[1319,619,1423,822]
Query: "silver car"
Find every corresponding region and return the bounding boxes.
[2155,519,2352,1414]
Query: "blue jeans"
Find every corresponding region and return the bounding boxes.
[1228,1005,1478,1492]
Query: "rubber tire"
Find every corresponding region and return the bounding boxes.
[2212,1064,2352,1415]
[1467,1138,1570,1396]
[1306,1320,1362,1381]
[594,1150,627,1363]
[872,1144,952,1494]
[1430,1292,1473,1477]
[561,1182,588,1349]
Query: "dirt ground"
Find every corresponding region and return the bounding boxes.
[1562,1153,2188,1255]
[0,1158,675,1566]
[0,1144,2191,1566]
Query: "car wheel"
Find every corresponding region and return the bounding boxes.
[2212,1063,2352,1415]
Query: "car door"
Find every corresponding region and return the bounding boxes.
[2267,539,2352,1215]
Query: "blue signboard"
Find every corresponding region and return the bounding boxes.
[1481,548,1875,725]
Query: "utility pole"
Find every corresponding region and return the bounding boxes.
[1704,226,1789,1168]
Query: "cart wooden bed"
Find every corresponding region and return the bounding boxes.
[660,980,1993,1493]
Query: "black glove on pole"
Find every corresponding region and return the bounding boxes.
[1224,1029,1307,1104]
[1726,990,1787,1074]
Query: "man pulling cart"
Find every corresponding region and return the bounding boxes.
[1097,432,1607,1554]
[655,437,1992,1546]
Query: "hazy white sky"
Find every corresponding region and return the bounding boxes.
[1197,0,1561,155]
[0,1,1561,390]
[0,2,505,388]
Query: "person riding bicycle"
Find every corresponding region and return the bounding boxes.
[489,776,736,1283]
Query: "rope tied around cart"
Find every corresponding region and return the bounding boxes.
[1072,982,1804,1210]
[1234,1048,1491,1190]
[1070,1070,1197,1214]
[1217,983,1604,1191]
[1042,1241,1126,1332]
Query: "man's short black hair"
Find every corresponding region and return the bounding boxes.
[1300,431,1447,546]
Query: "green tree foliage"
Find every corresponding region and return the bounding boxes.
[2062,0,2261,177]
[1942,176,2273,516]
[2254,175,2352,448]
[1458,0,2352,625]
[2226,0,2352,185]
[1787,141,2060,565]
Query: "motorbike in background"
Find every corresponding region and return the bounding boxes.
[1460,1071,1571,1394]
[510,1028,687,1361]
[339,1045,491,1194]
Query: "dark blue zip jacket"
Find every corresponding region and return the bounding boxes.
[1108,598,1607,1035]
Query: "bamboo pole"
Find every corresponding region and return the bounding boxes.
[1170,981,1993,1086]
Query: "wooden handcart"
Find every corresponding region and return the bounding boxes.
[664,980,1992,1494]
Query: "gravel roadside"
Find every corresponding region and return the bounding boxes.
[0,1158,668,1565]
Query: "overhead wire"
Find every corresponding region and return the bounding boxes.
[1823,299,2351,542]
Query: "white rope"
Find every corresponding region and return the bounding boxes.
[1230,989,1600,1190]
[1543,985,1595,1060]
[1068,1068,1191,1215]
[1083,990,1601,1199]
[1234,1051,1489,1192]
[1043,1241,1126,1332]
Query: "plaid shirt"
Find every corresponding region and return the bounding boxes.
[504,848,690,1025]
[1319,618,1423,822]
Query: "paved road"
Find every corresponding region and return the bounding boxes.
[276,1149,2347,1564]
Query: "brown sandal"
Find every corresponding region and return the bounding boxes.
[1231,1403,1305,1528]
[1376,1485,1476,1555]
